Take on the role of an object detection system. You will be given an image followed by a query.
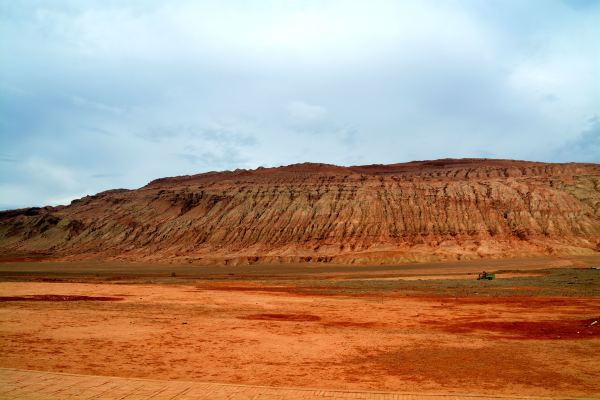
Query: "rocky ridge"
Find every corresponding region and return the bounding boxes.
[1,158,599,264]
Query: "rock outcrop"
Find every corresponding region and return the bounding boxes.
[1,159,599,264]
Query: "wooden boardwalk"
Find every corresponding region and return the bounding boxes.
[0,368,592,400]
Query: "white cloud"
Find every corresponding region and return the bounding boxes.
[287,101,327,122]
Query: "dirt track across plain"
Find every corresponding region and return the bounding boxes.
[0,368,591,400]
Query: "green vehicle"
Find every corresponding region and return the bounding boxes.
[477,271,495,280]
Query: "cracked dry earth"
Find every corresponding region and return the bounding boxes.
[1,277,599,398]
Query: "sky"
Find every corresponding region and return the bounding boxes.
[1,0,599,210]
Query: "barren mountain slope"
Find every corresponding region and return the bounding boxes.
[1,159,599,264]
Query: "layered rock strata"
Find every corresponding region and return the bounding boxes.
[1,159,599,264]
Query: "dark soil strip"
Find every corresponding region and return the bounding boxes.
[239,313,321,322]
[0,295,123,302]
[426,316,600,340]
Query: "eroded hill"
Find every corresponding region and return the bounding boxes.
[1,159,599,264]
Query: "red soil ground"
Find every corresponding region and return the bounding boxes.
[1,273,599,397]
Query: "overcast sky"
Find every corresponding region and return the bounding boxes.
[1,0,599,210]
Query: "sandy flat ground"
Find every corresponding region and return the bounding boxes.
[1,261,600,398]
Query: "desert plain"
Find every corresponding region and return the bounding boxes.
[1,255,599,398]
[1,160,600,398]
